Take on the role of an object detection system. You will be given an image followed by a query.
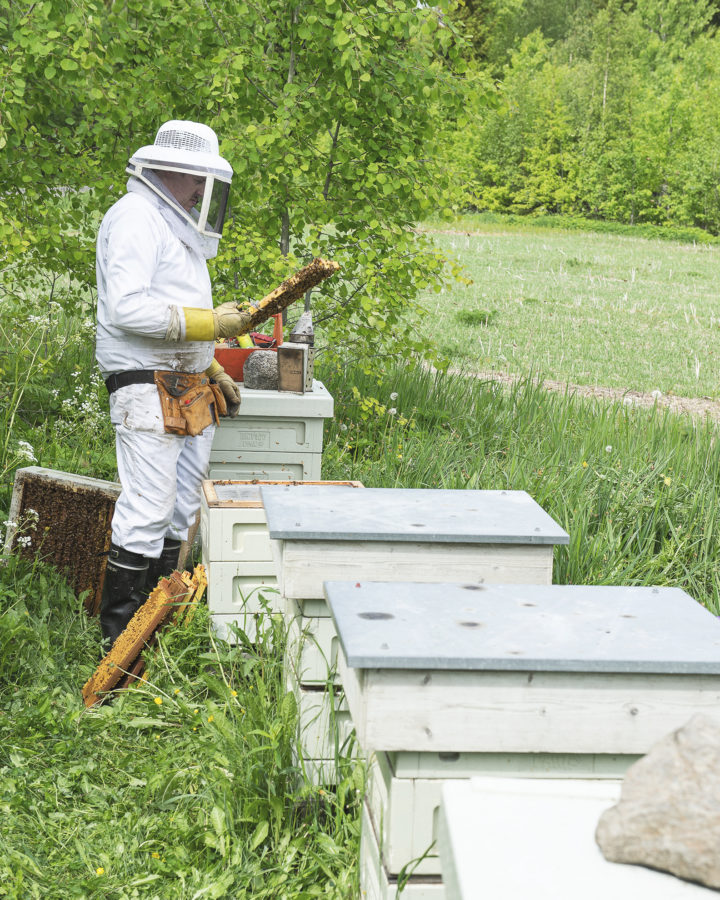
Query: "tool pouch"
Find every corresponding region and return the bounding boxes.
[154,371,226,436]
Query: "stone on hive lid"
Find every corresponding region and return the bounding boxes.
[243,350,278,390]
[596,714,720,889]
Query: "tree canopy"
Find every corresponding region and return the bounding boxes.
[1,0,471,361]
[447,0,720,232]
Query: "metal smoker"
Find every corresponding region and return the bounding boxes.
[288,309,315,391]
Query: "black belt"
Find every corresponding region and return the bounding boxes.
[104,370,157,394]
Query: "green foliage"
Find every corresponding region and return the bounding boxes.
[449,0,720,234]
[1,0,469,366]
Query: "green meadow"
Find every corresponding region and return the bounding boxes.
[2,220,719,898]
[415,215,720,398]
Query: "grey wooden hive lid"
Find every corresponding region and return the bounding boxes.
[260,486,569,544]
[324,581,720,674]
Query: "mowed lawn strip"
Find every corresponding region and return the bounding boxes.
[416,217,720,399]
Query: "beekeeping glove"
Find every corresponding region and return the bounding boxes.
[205,359,241,417]
[184,302,254,341]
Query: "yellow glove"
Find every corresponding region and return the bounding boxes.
[206,359,241,417]
[184,302,254,341]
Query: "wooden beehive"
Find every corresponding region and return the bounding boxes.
[327,581,720,890]
[5,467,120,614]
[438,778,709,900]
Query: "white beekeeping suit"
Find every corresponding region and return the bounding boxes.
[95,120,251,653]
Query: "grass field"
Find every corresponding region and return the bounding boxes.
[415,214,720,398]
[3,217,720,897]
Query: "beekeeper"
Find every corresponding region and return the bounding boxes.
[95,119,252,651]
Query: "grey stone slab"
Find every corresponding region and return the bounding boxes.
[324,581,720,674]
[261,486,569,544]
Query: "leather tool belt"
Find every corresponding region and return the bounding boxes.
[104,369,227,436]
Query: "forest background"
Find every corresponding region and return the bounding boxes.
[6,0,720,370]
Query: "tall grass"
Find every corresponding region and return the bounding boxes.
[0,561,361,899]
[320,362,720,612]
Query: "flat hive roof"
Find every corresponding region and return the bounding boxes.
[324,581,720,674]
[261,486,570,544]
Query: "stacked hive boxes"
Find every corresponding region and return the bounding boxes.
[200,480,362,643]
[325,581,720,899]
[260,485,569,785]
[208,380,334,481]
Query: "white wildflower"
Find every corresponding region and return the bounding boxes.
[17,535,32,547]
[388,408,397,416]
[16,441,37,462]
[339,423,348,432]
[390,392,398,401]
[605,445,612,453]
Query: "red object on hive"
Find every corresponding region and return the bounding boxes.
[213,314,283,381]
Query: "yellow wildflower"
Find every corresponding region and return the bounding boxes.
[154,697,163,706]
[582,461,588,468]
[152,851,161,859]
[231,690,237,697]
[96,867,105,876]
[174,688,181,695]
[664,476,671,486]
[207,715,214,723]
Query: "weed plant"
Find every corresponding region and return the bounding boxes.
[0,306,115,522]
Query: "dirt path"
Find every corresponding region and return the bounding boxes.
[465,369,720,422]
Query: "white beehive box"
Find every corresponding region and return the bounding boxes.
[366,749,637,877]
[438,778,712,900]
[208,380,333,481]
[263,486,569,603]
[329,582,720,755]
[339,582,720,890]
[360,802,445,900]
[264,486,569,690]
[201,480,361,643]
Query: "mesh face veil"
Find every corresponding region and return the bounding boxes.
[127,120,232,239]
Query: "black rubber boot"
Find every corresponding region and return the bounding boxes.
[145,537,183,593]
[100,544,150,653]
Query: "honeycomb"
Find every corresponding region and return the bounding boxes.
[240,258,340,329]
[10,470,119,615]
[82,565,207,707]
